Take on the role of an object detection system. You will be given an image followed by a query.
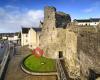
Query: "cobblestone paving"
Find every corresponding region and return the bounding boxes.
[4,46,57,80]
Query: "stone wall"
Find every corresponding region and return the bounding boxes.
[39,6,100,80]
[67,25,100,79]
[40,6,71,55]
[56,12,71,28]
[78,27,100,80]
[40,28,67,59]
[43,6,56,30]
[65,30,80,79]
[39,6,79,79]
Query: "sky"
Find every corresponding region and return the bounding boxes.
[0,0,100,33]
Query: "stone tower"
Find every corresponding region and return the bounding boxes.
[39,6,58,54]
[39,6,72,58]
[43,6,56,30]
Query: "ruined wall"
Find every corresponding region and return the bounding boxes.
[43,6,56,30]
[77,27,100,80]
[39,6,80,79]
[40,28,67,59]
[40,6,57,48]
[40,6,71,58]
[56,12,71,28]
[39,6,100,80]
[65,30,80,79]
[66,26,100,80]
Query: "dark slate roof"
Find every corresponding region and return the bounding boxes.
[74,18,100,22]
[33,28,42,32]
[14,32,20,36]
[0,33,15,37]
[90,18,100,22]
[74,19,91,22]
[22,27,30,33]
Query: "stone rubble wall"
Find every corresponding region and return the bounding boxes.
[78,28,100,80]
[65,30,80,79]
[67,26,100,79]
[39,6,100,80]
[56,12,71,28]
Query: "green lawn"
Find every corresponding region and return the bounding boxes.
[24,55,56,72]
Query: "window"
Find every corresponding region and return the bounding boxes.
[30,45,32,47]
[26,40,28,42]
[48,16,50,19]
[26,34,28,37]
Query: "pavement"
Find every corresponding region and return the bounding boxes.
[4,46,57,80]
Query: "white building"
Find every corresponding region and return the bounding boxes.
[8,35,19,41]
[21,27,41,49]
[21,28,30,46]
[28,28,41,49]
[1,33,20,40]
[74,18,100,26]
[8,34,20,44]
[2,36,7,40]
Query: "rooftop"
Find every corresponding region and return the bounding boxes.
[22,27,30,33]
[33,28,42,32]
[22,27,42,34]
[74,18,100,22]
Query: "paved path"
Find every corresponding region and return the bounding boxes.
[4,46,57,80]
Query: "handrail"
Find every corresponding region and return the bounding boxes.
[0,44,10,79]
[56,59,67,80]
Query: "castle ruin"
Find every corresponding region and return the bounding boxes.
[39,6,100,80]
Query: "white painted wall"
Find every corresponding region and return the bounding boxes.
[21,33,29,46]
[28,28,37,49]
[21,28,40,49]
[77,22,100,26]
[2,37,7,40]
[8,36,19,41]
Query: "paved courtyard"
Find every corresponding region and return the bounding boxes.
[4,46,57,80]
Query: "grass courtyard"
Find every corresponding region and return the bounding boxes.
[23,54,56,72]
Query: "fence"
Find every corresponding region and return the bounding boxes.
[0,44,10,80]
[56,59,67,80]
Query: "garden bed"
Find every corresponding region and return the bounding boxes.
[22,54,56,73]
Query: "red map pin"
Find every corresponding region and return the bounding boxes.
[32,47,44,58]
